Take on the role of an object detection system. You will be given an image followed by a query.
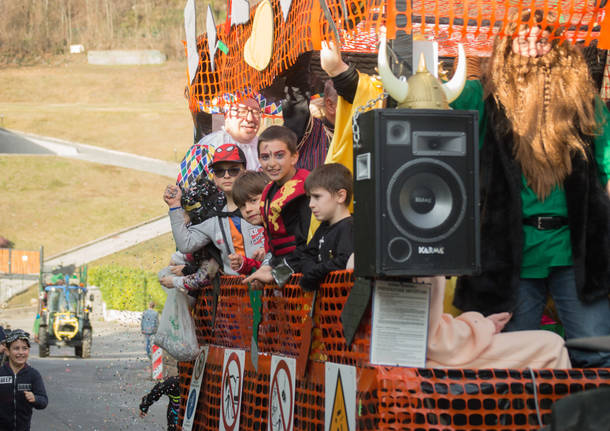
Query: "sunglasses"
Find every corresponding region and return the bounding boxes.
[213,167,242,177]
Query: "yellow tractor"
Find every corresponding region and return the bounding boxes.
[37,265,93,358]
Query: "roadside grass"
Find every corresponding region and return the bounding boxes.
[0,57,193,161]
[88,232,176,272]
[5,283,38,309]
[0,155,171,256]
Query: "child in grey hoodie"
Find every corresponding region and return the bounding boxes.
[164,144,265,276]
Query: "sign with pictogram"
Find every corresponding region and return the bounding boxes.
[325,363,356,431]
[268,355,296,431]
[182,346,209,431]
[219,349,246,431]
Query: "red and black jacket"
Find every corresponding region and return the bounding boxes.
[260,169,311,271]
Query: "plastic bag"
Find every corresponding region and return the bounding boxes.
[152,286,200,361]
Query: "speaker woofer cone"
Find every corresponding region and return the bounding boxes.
[387,158,466,243]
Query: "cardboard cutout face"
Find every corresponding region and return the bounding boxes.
[224,98,261,143]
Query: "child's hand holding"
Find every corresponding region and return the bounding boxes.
[243,265,274,290]
[163,185,182,207]
[252,248,266,262]
[228,253,244,271]
[159,276,175,289]
[170,265,185,276]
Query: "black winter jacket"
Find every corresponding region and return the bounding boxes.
[0,363,48,431]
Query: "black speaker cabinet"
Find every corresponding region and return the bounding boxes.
[353,108,480,277]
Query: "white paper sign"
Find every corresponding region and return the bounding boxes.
[268,355,296,431]
[219,349,246,431]
[324,362,356,431]
[206,5,218,72]
[184,0,199,84]
[370,280,430,367]
[182,346,209,431]
[279,0,293,21]
[231,0,250,25]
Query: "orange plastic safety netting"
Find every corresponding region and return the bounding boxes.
[175,272,610,431]
[188,0,609,112]
[191,271,370,365]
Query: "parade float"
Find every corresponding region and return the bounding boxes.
[176,1,610,430]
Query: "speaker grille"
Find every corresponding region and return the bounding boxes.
[386,158,467,243]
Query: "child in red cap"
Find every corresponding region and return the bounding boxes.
[164,144,266,275]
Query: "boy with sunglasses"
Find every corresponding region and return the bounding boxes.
[165,144,266,275]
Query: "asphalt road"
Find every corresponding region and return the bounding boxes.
[1,309,169,431]
[0,128,53,154]
[0,127,178,178]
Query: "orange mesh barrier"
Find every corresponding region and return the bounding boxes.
[377,367,610,429]
[189,0,608,112]
[192,271,370,364]
[177,350,381,430]
[176,272,610,430]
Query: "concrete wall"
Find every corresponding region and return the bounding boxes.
[88,50,166,65]
[0,278,37,305]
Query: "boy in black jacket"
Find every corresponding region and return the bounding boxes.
[300,163,354,291]
[0,329,48,431]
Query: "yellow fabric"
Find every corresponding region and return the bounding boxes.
[443,277,462,317]
[307,72,384,241]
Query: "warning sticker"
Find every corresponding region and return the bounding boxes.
[182,346,208,431]
[268,355,296,431]
[220,349,246,431]
[325,363,356,431]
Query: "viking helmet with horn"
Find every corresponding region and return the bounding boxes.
[378,31,467,109]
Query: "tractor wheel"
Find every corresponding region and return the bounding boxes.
[38,328,50,358]
[81,328,92,358]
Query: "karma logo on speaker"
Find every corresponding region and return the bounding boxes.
[417,246,445,255]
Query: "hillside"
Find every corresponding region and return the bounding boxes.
[0,0,227,65]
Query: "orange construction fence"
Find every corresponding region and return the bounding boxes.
[188,0,610,113]
[176,271,610,430]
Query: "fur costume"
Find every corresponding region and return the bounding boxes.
[454,9,610,314]
[454,98,610,314]
[486,9,599,200]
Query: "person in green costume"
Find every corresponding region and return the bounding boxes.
[451,9,610,367]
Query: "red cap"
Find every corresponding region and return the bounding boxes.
[211,144,247,167]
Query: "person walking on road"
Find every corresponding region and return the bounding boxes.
[0,329,48,431]
[138,375,180,431]
[141,302,159,359]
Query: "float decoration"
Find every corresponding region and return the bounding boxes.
[187,0,607,114]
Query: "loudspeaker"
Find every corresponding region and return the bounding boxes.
[353,108,480,277]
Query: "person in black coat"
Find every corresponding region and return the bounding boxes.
[0,329,48,431]
[300,163,354,291]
